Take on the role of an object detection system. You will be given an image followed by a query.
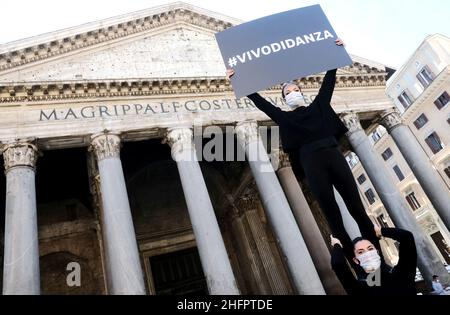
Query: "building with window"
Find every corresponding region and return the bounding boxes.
[348,129,450,267]
[386,34,450,187]
[347,34,450,268]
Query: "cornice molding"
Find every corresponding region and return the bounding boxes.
[0,73,387,103]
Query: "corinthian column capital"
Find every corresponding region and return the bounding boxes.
[90,133,121,161]
[235,121,259,146]
[165,128,195,156]
[340,112,363,135]
[379,110,403,132]
[271,149,291,170]
[279,150,292,169]
[2,142,39,171]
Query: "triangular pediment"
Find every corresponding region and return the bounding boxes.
[0,2,240,81]
[0,24,228,82]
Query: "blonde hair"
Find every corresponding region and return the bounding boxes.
[281,82,297,99]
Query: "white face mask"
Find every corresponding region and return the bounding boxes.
[285,91,306,109]
[356,250,381,273]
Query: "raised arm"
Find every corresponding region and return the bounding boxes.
[331,244,360,295]
[330,235,359,295]
[247,93,287,124]
[381,228,417,276]
[314,69,337,105]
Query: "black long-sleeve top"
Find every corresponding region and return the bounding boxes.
[247,69,348,152]
[331,228,418,295]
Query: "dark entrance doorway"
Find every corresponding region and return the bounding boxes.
[150,247,208,295]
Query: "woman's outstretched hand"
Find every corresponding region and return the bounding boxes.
[335,38,345,46]
[226,68,235,80]
[374,224,382,238]
[330,235,343,248]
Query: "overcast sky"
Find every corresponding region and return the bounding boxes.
[1,0,449,68]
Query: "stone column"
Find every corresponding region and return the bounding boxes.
[90,133,146,295]
[2,142,40,295]
[233,192,294,294]
[380,110,450,231]
[333,187,362,240]
[227,208,272,294]
[165,128,239,295]
[275,150,346,295]
[341,112,450,287]
[245,208,293,295]
[236,121,325,295]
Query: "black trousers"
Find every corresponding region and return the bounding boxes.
[300,146,379,261]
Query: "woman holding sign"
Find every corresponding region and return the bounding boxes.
[227,39,379,262]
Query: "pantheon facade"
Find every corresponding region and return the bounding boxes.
[1,3,449,295]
